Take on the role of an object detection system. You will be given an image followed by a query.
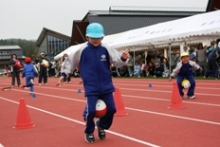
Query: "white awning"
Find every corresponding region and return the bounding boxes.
[54,44,84,60]
[110,10,220,50]
[102,32,127,45]
[54,32,126,60]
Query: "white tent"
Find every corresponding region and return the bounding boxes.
[102,31,127,45]
[54,44,83,60]
[110,10,220,50]
[54,31,127,60]
[54,10,220,60]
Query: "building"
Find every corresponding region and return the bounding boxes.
[206,0,220,12]
[71,0,220,46]
[71,6,204,46]
[0,45,24,69]
[36,0,220,56]
[35,28,71,59]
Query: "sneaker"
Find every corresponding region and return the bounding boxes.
[96,121,106,140]
[85,134,95,143]
[56,83,61,86]
[38,83,42,86]
[31,93,36,98]
[188,95,195,99]
[30,79,34,85]
[21,85,26,89]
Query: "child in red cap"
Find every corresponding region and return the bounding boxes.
[21,57,38,98]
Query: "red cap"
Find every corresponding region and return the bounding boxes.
[25,57,32,63]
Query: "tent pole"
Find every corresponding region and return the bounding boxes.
[133,46,135,72]
[168,43,172,73]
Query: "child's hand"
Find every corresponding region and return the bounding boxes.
[199,67,203,71]
[122,50,130,59]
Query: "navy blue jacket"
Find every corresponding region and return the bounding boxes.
[62,42,127,96]
[170,61,200,77]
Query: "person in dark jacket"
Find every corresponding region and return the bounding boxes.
[21,57,38,98]
[204,39,220,79]
[10,54,21,87]
[169,52,202,99]
[153,62,164,77]
[38,52,49,85]
[62,23,130,143]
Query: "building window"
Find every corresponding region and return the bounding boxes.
[0,51,11,55]
[46,35,70,55]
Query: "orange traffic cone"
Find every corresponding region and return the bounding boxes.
[13,98,35,129]
[113,87,128,116]
[168,82,185,109]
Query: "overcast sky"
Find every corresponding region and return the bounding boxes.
[0,0,208,40]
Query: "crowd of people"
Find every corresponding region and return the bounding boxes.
[113,39,220,79]
[8,39,220,90]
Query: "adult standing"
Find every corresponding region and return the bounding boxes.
[196,43,206,76]
[38,52,49,85]
[10,54,21,87]
[205,39,220,79]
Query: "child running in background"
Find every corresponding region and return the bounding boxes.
[169,52,202,99]
[56,53,71,86]
[21,57,38,98]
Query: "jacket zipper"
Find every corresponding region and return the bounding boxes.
[94,48,102,94]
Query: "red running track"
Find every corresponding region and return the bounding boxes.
[0,77,220,147]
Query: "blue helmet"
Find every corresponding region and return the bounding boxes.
[86,23,105,38]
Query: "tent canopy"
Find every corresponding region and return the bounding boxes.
[54,44,83,60]
[54,32,127,60]
[110,10,220,50]
[54,10,220,59]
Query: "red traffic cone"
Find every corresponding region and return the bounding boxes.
[13,98,34,129]
[113,87,128,116]
[168,82,185,109]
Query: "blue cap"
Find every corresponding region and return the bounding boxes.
[86,23,105,38]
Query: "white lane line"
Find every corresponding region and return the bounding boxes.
[7,87,220,107]
[3,89,220,126]
[0,97,161,147]
[0,143,4,147]
[14,85,220,107]
[30,84,220,97]
[122,95,220,107]
[31,83,220,97]
[120,88,220,97]
[125,107,220,126]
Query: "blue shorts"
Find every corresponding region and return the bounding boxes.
[61,73,67,79]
